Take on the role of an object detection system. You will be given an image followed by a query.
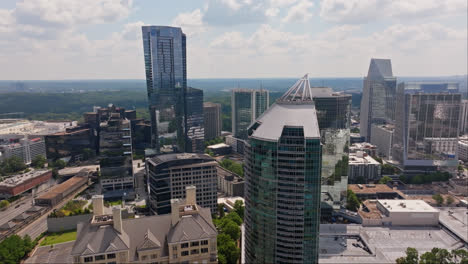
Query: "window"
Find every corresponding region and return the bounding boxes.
[142,255,148,261]
[107,253,116,259]
[173,245,178,250]
[201,240,208,245]
[84,257,93,263]
[95,255,105,261]
[191,241,199,247]
[181,243,189,248]
[181,251,189,256]
[201,248,208,253]
[151,254,157,259]
[191,249,199,255]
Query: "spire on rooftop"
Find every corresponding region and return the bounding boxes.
[278,74,314,103]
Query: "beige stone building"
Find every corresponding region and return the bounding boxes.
[71,186,217,264]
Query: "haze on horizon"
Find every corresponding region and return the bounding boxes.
[0,0,466,80]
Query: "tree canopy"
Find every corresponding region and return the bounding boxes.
[396,247,468,264]
[346,189,360,211]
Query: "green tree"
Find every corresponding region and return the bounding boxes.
[0,156,27,175]
[81,148,95,160]
[0,200,10,209]
[225,212,242,226]
[419,248,451,264]
[432,194,444,206]
[222,220,240,241]
[446,196,454,206]
[396,248,419,264]
[217,204,225,218]
[378,176,393,184]
[233,200,244,220]
[217,233,240,264]
[31,155,47,169]
[52,160,66,169]
[346,189,360,211]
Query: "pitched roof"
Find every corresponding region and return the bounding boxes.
[0,221,16,230]
[167,208,217,243]
[71,224,130,256]
[368,58,394,79]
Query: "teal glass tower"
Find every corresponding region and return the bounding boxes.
[244,75,322,263]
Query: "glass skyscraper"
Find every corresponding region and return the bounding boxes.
[185,87,205,153]
[142,26,187,152]
[360,58,397,142]
[312,88,351,212]
[231,89,269,140]
[393,82,461,173]
[244,75,321,263]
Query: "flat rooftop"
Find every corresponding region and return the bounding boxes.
[319,224,465,263]
[377,199,438,213]
[0,169,50,187]
[349,184,395,194]
[438,207,468,243]
[207,143,230,149]
[349,153,380,165]
[36,176,87,200]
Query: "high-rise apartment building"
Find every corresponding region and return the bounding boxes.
[460,99,468,135]
[146,153,218,215]
[393,82,461,173]
[185,87,205,153]
[244,75,321,263]
[312,87,351,211]
[203,102,222,140]
[142,26,187,152]
[231,89,269,140]
[99,113,134,199]
[360,58,397,142]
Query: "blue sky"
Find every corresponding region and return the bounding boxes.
[0,0,466,80]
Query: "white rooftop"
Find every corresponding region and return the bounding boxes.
[377,199,438,213]
[207,143,230,149]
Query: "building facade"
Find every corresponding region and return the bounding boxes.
[217,166,244,197]
[348,152,382,183]
[311,87,351,211]
[185,87,205,153]
[370,124,394,158]
[360,59,397,142]
[203,102,222,141]
[231,89,269,140]
[392,82,461,173]
[99,113,134,199]
[0,136,46,164]
[142,26,187,152]
[45,126,96,161]
[71,187,217,264]
[457,138,468,162]
[244,75,321,263]
[146,153,217,215]
[460,99,468,135]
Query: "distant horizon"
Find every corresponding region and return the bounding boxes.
[0,74,467,82]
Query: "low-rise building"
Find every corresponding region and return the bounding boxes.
[350,133,365,144]
[359,199,439,226]
[225,135,245,155]
[449,178,468,196]
[217,166,244,197]
[349,142,378,157]
[348,184,403,200]
[348,151,382,183]
[71,186,217,264]
[207,143,231,156]
[0,136,46,164]
[0,169,52,198]
[35,175,88,207]
[458,138,468,162]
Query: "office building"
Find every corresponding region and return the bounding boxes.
[360,59,397,142]
[185,87,205,153]
[224,135,245,154]
[349,142,378,157]
[460,99,468,135]
[231,89,269,140]
[217,166,244,197]
[0,169,52,198]
[348,151,382,183]
[393,82,461,173]
[71,187,217,264]
[244,75,321,263]
[203,102,222,140]
[99,113,134,199]
[458,138,468,162]
[142,26,187,152]
[146,153,217,215]
[370,124,394,158]
[311,87,351,211]
[45,125,96,161]
[0,136,46,164]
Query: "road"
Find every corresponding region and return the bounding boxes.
[17,183,89,240]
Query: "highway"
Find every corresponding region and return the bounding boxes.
[0,196,33,226]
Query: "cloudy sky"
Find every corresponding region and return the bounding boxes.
[0,0,466,80]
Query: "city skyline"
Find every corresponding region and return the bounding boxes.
[0,0,466,80]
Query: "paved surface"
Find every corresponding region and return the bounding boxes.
[25,241,74,264]
[438,207,468,243]
[17,183,89,240]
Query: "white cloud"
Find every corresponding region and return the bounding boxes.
[269,0,298,7]
[265,7,280,17]
[282,0,314,23]
[320,0,468,24]
[172,9,206,36]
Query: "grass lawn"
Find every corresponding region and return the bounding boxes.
[40,230,77,246]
